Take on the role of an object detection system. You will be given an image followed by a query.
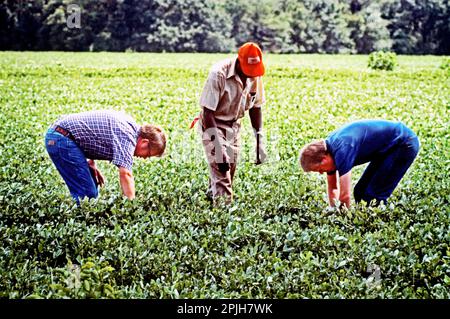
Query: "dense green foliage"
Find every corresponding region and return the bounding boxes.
[0,52,449,298]
[1,0,449,54]
[368,51,397,71]
[441,58,450,71]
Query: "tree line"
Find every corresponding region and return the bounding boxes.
[1,0,449,54]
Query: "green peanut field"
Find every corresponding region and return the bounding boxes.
[0,52,448,298]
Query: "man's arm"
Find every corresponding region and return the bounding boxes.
[338,171,352,208]
[326,172,339,207]
[118,166,135,199]
[203,107,219,133]
[203,107,228,171]
[249,107,266,164]
[249,107,262,132]
[88,159,105,187]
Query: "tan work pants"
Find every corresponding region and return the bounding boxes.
[200,120,241,202]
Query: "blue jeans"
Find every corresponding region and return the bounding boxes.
[45,129,98,203]
[354,136,420,204]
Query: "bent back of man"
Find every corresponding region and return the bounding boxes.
[300,119,420,207]
[45,110,166,203]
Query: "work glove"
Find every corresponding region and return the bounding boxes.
[255,131,267,165]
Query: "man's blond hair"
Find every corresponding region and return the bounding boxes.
[139,124,167,156]
[299,140,327,172]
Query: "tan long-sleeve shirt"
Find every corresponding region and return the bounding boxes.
[199,58,265,122]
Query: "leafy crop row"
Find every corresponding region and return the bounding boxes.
[0,52,448,298]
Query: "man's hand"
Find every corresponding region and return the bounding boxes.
[255,131,267,165]
[118,166,135,200]
[218,162,230,173]
[326,171,339,207]
[202,107,231,171]
[249,106,265,165]
[88,159,105,187]
[217,140,232,173]
[338,171,352,208]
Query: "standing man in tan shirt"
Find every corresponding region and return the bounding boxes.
[196,42,267,203]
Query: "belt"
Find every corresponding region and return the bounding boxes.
[52,125,76,142]
[215,118,238,126]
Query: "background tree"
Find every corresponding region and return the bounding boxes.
[347,0,392,53]
[146,0,234,52]
[0,0,448,54]
[285,0,354,53]
[225,0,292,53]
[0,0,44,50]
[382,0,450,54]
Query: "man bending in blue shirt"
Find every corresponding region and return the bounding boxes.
[45,110,166,203]
[299,120,419,208]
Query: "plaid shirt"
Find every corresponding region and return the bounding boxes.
[54,110,140,171]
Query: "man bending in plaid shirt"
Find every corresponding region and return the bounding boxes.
[45,110,166,203]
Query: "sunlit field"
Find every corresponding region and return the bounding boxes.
[0,52,448,298]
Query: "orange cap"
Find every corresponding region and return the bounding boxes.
[237,42,265,77]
